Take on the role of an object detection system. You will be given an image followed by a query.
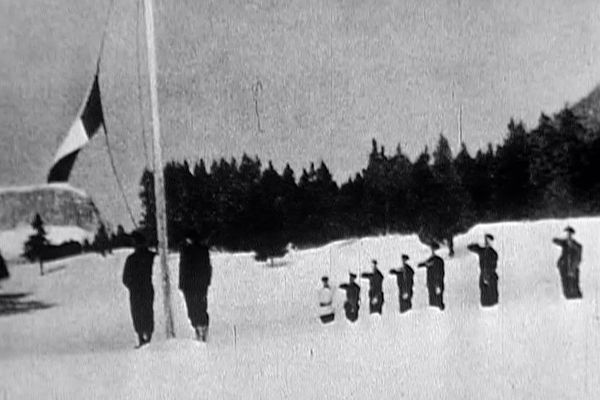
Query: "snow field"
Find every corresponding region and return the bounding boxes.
[1,218,599,399]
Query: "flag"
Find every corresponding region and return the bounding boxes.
[47,74,105,182]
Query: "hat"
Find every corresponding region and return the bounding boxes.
[321,276,329,282]
[401,254,409,261]
[349,272,357,279]
[565,226,575,234]
[430,242,440,250]
[484,233,494,241]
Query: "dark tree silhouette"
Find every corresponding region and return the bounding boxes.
[23,214,49,275]
[136,105,600,256]
[93,223,111,256]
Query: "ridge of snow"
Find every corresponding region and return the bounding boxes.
[0,183,89,198]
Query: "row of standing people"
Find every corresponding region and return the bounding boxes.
[319,227,582,323]
[122,225,582,342]
[122,231,212,348]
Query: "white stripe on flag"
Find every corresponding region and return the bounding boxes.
[53,119,90,162]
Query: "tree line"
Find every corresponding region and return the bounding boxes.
[22,213,133,273]
[138,108,600,259]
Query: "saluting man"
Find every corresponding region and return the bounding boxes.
[390,254,414,313]
[339,273,361,322]
[361,259,385,314]
[552,226,583,299]
[467,233,499,307]
[418,243,445,310]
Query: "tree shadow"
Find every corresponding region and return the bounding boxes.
[44,264,66,275]
[264,260,290,268]
[0,292,54,317]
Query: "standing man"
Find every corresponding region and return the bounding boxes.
[467,233,499,307]
[389,254,414,313]
[418,243,445,310]
[361,259,385,314]
[552,226,583,299]
[122,232,156,348]
[339,273,361,322]
[318,276,335,324]
[179,230,213,341]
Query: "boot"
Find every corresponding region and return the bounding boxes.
[135,333,146,349]
[199,325,209,342]
[194,325,209,342]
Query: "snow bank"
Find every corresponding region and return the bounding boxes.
[1,217,599,399]
[0,225,94,261]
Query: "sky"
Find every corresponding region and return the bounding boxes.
[1,0,600,228]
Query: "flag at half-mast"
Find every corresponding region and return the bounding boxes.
[47,74,105,182]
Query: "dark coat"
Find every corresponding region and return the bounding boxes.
[339,281,361,307]
[123,248,155,292]
[553,238,582,276]
[390,264,414,297]
[179,241,212,292]
[467,244,498,281]
[419,255,445,288]
[123,248,156,335]
[361,268,384,295]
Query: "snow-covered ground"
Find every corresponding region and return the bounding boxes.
[0,225,94,261]
[1,218,599,399]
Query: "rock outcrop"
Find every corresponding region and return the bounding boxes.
[0,183,102,231]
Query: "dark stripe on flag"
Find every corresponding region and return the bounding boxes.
[48,151,80,183]
[47,74,105,183]
[81,75,104,138]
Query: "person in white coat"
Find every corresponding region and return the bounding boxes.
[318,276,335,324]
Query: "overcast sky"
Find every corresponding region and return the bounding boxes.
[1,0,600,228]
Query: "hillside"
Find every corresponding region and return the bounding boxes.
[572,84,600,135]
[0,217,599,399]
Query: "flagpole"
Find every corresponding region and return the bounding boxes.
[143,0,175,338]
[458,104,463,147]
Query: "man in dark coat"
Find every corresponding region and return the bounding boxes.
[467,233,499,307]
[552,226,583,299]
[390,254,414,313]
[418,243,445,310]
[339,273,361,322]
[122,232,156,348]
[179,230,213,341]
[0,250,9,282]
[361,259,385,314]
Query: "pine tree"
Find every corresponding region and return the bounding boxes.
[23,213,49,275]
[430,134,471,249]
[253,161,288,264]
[408,147,438,242]
[139,168,157,245]
[363,139,391,232]
[389,144,412,232]
[494,119,533,218]
[191,159,219,241]
[93,223,111,256]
